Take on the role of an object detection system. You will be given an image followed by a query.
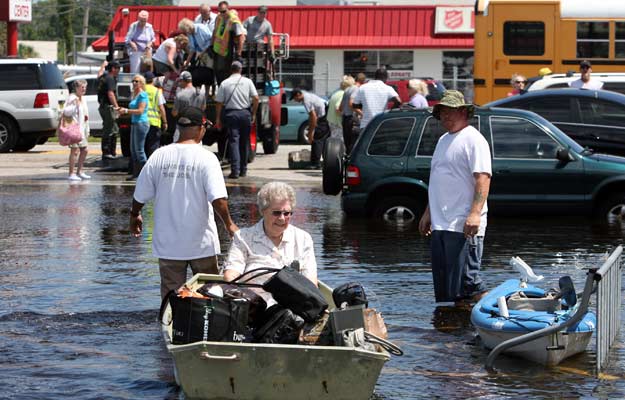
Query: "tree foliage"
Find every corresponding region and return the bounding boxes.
[20,0,172,60]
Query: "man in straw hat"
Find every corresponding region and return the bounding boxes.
[418,90,491,306]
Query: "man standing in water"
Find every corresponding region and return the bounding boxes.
[129,107,238,299]
[418,90,491,306]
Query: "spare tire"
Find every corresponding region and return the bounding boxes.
[322,138,345,195]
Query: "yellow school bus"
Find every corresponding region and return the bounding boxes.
[473,0,625,104]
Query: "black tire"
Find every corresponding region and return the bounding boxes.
[120,128,131,157]
[13,137,38,152]
[595,192,625,223]
[322,137,345,195]
[297,122,310,144]
[248,140,256,163]
[262,125,279,155]
[0,114,18,153]
[373,196,422,225]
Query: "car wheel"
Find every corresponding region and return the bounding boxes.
[373,196,422,225]
[120,128,131,158]
[262,125,279,154]
[322,137,345,195]
[248,140,256,163]
[13,137,39,152]
[0,114,18,153]
[297,122,311,144]
[596,192,625,223]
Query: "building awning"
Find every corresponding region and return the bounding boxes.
[91,5,473,51]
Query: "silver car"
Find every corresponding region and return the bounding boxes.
[0,59,68,152]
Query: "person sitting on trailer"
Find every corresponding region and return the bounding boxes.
[223,181,318,291]
[243,5,275,61]
[194,3,218,35]
[211,1,246,85]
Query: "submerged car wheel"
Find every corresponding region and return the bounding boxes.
[373,196,422,225]
[596,192,625,224]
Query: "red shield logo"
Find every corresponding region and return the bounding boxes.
[444,10,463,30]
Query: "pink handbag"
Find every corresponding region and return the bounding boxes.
[57,116,82,146]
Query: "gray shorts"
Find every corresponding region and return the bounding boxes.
[158,256,218,300]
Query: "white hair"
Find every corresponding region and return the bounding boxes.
[257,182,296,211]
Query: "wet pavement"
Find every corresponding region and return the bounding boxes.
[1,146,625,399]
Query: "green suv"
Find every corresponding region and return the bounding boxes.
[324,107,625,224]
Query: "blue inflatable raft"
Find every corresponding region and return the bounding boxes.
[471,279,596,366]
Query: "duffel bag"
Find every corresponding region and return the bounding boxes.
[262,266,328,322]
[166,291,250,345]
[253,304,305,344]
[332,282,368,308]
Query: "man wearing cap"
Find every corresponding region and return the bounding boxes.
[172,71,206,142]
[243,6,275,61]
[130,106,239,300]
[215,61,259,179]
[97,60,121,159]
[194,3,218,34]
[290,88,329,170]
[569,60,604,90]
[125,10,155,74]
[418,90,491,306]
[143,71,168,158]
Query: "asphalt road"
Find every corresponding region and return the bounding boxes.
[0,142,321,185]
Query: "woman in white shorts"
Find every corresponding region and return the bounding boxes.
[64,79,91,181]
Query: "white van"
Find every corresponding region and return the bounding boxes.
[0,59,68,152]
[526,72,625,95]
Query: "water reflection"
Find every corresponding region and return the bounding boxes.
[0,182,623,399]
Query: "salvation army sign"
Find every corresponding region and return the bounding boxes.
[435,7,473,34]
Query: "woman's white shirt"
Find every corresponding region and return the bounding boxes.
[63,93,89,137]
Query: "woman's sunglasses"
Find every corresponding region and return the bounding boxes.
[271,210,293,217]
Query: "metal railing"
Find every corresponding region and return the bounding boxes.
[485,246,623,373]
[595,245,623,374]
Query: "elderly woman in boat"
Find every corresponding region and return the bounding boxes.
[223,182,318,288]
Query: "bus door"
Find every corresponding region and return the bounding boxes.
[490,3,557,102]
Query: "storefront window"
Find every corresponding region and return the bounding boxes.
[344,51,413,77]
[278,51,315,90]
[577,21,609,58]
[443,51,474,102]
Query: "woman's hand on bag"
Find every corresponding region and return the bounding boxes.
[129,41,138,52]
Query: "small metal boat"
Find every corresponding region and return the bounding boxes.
[160,274,391,400]
[471,278,596,366]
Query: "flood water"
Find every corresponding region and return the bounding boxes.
[1,180,624,399]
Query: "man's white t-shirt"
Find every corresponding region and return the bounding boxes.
[429,125,492,236]
[353,80,399,129]
[569,78,604,90]
[133,144,228,260]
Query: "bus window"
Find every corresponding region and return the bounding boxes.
[503,22,545,56]
[577,22,609,58]
[617,22,625,58]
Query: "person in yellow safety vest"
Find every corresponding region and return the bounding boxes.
[211,1,246,85]
[143,71,168,158]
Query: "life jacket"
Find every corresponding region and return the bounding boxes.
[213,11,241,57]
[145,84,162,128]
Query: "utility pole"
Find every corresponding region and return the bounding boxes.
[82,0,90,51]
